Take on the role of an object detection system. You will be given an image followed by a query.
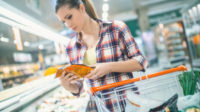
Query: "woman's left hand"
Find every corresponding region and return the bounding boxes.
[84,63,112,80]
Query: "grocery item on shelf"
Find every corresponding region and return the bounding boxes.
[0,63,40,89]
[24,76,41,83]
[182,3,200,70]
[44,67,58,77]
[154,21,188,69]
[163,22,187,67]
[36,87,89,112]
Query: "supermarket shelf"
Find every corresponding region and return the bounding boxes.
[2,74,33,89]
[2,74,33,82]
[192,61,200,72]
[169,56,185,64]
[167,42,182,46]
[0,75,60,112]
[193,67,200,72]
[171,62,185,67]
[192,59,200,66]
[168,48,184,52]
[182,1,200,69]
[162,62,185,70]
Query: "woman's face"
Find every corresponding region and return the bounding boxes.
[56,4,85,32]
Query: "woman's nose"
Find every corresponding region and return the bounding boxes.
[64,21,72,28]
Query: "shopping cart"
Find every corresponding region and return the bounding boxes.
[90,65,187,112]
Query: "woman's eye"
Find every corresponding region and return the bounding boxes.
[68,15,72,19]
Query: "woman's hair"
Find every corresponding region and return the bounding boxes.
[55,0,97,20]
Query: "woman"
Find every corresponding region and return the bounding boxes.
[55,0,148,111]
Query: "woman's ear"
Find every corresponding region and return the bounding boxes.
[79,4,86,13]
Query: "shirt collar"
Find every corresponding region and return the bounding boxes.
[75,18,112,45]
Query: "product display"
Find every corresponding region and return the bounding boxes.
[163,22,187,67]
[36,87,89,112]
[0,63,40,89]
[182,3,200,70]
[154,21,188,69]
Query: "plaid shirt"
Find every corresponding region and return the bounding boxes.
[66,19,148,111]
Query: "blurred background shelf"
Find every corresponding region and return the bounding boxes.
[0,75,60,112]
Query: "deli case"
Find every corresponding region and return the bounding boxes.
[0,74,88,112]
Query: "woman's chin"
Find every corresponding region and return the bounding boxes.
[72,29,80,33]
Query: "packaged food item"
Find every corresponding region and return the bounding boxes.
[44,67,58,76]
[44,64,94,78]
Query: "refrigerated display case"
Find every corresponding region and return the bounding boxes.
[182,2,200,71]
[0,75,60,112]
[0,74,89,112]
[164,22,188,67]
[34,87,88,112]
[0,63,40,90]
[154,21,188,69]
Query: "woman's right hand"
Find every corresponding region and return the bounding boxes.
[60,71,80,93]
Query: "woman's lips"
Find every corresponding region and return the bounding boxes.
[72,27,77,31]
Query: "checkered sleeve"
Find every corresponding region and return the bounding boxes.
[117,21,148,69]
[65,42,85,97]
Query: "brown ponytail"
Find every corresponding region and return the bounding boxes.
[82,0,98,20]
[55,0,98,20]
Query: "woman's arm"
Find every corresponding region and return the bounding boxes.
[85,58,143,79]
[108,58,143,73]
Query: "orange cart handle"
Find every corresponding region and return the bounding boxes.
[90,65,187,94]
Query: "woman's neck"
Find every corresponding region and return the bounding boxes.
[81,17,99,37]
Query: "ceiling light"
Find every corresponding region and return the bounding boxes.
[193,6,197,11]
[0,36,9,43]
[13,40,16,44]
[188,9,192,14]
[192,6,197,17]
[104,0,108,2]
[102,3,109,12]
[39,45,44,50]
[24,41,30,47]
[102,12,108,20]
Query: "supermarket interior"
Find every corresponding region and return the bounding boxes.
[0,0,200,112]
